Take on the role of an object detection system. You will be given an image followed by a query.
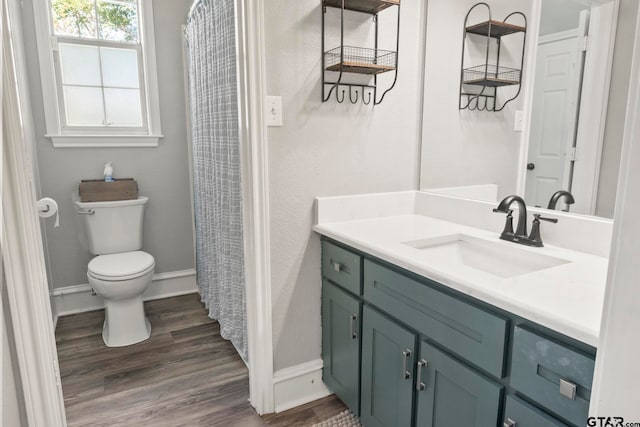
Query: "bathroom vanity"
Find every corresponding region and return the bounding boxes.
[315,193,608,427]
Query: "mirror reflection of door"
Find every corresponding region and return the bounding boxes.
[525,2,590,211]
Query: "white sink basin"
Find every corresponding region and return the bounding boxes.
[403,234,569,279]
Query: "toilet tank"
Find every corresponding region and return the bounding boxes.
[75,196,148,255]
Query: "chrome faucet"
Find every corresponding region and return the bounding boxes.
[493,195,558,247]
[547,190,575,211]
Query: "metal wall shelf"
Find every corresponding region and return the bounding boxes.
[321,0,400,105]
[463,65,521,87]
[323,0,399,15]
[465,20,525,38]
[325,46,396,75]
[459,4,527,112]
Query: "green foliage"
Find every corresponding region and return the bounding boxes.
[51,0,95,37]
[51,0,138,42]
[97,2,138,42]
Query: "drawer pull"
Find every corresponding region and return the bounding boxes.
[402,349,412,379]
[503,419,516,427]
[349,314,358,339]
[559,378,577,400]
[416,359,427,391]
[333,261,343,272]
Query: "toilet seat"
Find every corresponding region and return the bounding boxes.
[88,251,155,281]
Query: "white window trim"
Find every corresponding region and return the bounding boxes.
[33,0,163,148]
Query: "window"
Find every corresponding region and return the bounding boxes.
[33,0,162,147]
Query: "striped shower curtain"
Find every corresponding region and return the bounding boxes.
[185,0,247,361]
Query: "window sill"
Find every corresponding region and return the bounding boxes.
[47,134,163,148]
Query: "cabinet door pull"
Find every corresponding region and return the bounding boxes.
[559,378,577,400]
[402,349,412,379]
[416,359,427,391]
[349,314,358,339]
[333,261,343,272]
[503,419,516,427]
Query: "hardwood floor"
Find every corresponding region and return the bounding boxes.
[262,396,347,426]
[55,293,346,426]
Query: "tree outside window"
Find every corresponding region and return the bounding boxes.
[51,0,139,43]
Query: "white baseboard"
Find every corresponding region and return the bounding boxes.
[51,269,198,322]
[272,359,331,413]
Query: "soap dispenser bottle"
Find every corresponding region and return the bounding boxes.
[104,162,114,182]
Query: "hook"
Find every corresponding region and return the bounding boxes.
[363,88,372,105]
[467,95,478,110]
[349,87,359,104]
[336,88,345,103]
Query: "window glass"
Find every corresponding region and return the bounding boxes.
[104,88,143,126]
[63,86,105,126]
[59,43,101,85]
[51,0,139,43]
[50,0,147,130]
[51,0,98,38]
[97,0,139,43]
[100,47,139,88]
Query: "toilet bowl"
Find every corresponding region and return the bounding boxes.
[76,196,154,347]
[87,252,155,347]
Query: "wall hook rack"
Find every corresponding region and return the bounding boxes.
[459,3,527,112]
[322,0,401,106]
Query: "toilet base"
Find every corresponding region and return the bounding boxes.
[102,295,152,347]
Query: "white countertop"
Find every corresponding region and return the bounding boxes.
[314,214,608,347]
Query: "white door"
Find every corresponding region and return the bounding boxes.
[525,29,586,208]
[2,0,67,424]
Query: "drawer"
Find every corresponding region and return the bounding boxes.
[363,259,507,378]
[322,241,362,295]
[503,396,568,427]
[510,327,594,427]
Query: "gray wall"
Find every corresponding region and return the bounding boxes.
[265,0,426,371]
[596,0,639,218]
[20,0,195,289]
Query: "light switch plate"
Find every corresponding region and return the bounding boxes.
[266,96,283,127]
[514,110,525,132]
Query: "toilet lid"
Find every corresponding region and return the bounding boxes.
[88,251,155,279]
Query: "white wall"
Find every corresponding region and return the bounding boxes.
[2,277,28,427]
[19,0,195,290]
[264,0,426,371]
[591,4,640,416]
[419,0,533,198]
[596,0,639,218]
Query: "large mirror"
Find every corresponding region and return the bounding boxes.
[419,0,637,219]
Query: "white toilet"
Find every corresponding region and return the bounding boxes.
[75,196,155,347]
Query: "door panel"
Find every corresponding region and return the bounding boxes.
[415,341,502,427]
[322,280,361,414]
[361,306,415,427]
[525,31,584,208]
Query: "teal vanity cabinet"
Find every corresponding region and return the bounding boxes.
[321,242,363,415]
[415,341,502,427]
[320,238,595,427]
[509,327,595,427]
[360,306,416,427]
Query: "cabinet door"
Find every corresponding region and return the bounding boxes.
[415,341,502,427]
[360,306,416,427]
[322,280,361,415]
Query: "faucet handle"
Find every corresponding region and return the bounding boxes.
[493,209,514,236]
[534,214,558,224]
[528,214,557,247]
